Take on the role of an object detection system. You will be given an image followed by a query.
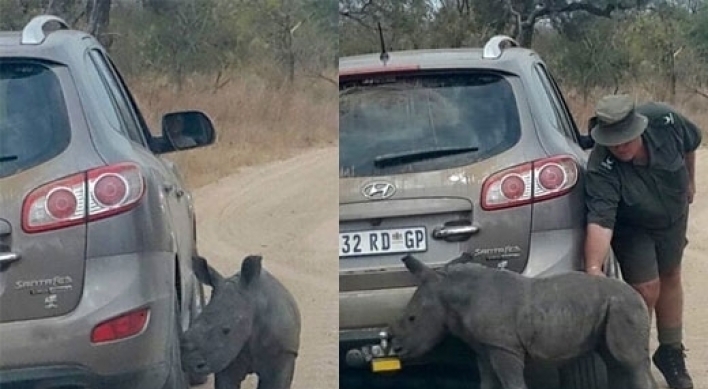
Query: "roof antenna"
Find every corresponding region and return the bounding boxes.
[378,22,389,66]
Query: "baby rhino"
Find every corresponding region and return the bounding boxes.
[390,254,657,389]
[181,255,301,389]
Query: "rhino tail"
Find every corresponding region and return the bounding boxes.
[604,294,651,365]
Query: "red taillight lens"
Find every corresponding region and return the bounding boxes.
[46,187,79,219]
[22,163,145,233]
[538,163,566,190]
[91,307,150,344]
[481,155,578,211]
[500,174,527,200]
[93,174,128,206]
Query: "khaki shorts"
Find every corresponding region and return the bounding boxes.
[611,214,689,285]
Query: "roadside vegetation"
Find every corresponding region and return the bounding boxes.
[2,0,338,188]
[339,0,708,138]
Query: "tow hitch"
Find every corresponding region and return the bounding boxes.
[344,331,401,373]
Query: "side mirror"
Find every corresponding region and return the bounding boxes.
[579,134,595,150]
[154,111,216,154]
[579,116,597,150]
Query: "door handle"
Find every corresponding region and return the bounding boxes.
[0,219,11,237]
[0,252,21,265]
[432,225,480,239]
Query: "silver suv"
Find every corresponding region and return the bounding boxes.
[0,15,214,388]
[339,36,619,386]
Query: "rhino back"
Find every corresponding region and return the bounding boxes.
[516,272,640,360]
[439,267,531,347]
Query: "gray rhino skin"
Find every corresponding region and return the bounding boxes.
[390,254,658,389]
[181,255,301,389]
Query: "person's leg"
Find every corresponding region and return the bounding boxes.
[610,228,659,318]
[652,216,692,389]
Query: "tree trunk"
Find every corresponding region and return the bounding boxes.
[87,0,112,49]
[518,22,534,47]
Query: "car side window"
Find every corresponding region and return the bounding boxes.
[534,64,579,143]
[527,65,564,138]
[102,54,155,146]
[83,51,127,138]
[88,50,147,147]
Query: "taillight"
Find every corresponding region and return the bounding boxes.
[22,163,145,233]
[91,307,150,344]
[481,155,578,211]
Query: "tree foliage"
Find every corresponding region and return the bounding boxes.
[340,0,708,101]
[0,0,336,86]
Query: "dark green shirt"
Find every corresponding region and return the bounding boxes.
[585,103,702,231]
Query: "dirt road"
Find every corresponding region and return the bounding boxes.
[192,146,338,389]
[189,145,708,388]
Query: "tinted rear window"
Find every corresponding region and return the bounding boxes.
[339,72,521,178]
[0,61,71,178]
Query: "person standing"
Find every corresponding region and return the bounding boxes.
[583,94,701,389]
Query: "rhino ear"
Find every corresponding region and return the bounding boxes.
[402,255,440,284]
[240,255,263,287]
[192,255,225,289]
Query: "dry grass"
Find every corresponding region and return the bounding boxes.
[128,70,338,189]
[563,87,708,140]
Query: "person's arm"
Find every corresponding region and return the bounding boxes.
[686,151,696,204]
[673,109,702,203]
[584,150,621,276]
[584,223,613,276]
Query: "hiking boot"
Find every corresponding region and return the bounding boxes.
[652,344,693,389]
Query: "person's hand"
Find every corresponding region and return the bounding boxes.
[586,265,605,277]
[688,181,696,204]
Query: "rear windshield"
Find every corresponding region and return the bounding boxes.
[339,72,521,178]
[0,61,71,178]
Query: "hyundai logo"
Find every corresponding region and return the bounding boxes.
[362,181,396,200]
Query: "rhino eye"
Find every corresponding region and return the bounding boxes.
[408,315,415,322]
[221,326,231,335]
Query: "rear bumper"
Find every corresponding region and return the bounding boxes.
[0,251,177,386]
[0,363,167,389]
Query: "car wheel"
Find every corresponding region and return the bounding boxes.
[559,352,607,389]
[162,297,190,389]
[187,278,209,386]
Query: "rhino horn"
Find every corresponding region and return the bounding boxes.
[241,255,263,286]
[402,254,440,284]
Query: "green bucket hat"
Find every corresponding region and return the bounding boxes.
[590,94,648,147]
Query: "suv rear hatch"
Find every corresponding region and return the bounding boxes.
[0,60,88,322]
[339,70,544,328]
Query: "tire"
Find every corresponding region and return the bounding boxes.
[162,298,190,389]
[187,276,209,386]
[559,352,607,389]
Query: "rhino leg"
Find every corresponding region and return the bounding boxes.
[604,357,657,389]
[214,357,250,389]
[476,349,502,389]
[602,296,656,389]
[488,349,527,389]
[256,352,296,389]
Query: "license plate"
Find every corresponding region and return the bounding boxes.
[371,357,402,372]
[339,227,427,258]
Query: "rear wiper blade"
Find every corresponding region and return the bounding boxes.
[373,146,479,168]
[0,155,18,163]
